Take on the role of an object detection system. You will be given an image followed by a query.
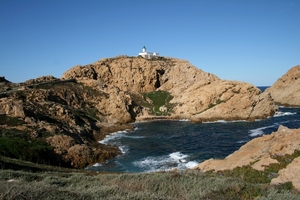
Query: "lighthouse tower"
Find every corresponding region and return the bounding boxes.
[138,46,159,59]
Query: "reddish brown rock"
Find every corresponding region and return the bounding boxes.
[62,56,277,122]
[0,56,279,169]
[265,65,300,106]
[194,126,300,189]
[271,157,300,190]
[195,126,300,172]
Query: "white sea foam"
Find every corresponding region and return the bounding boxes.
[236,140,248,144]
[99,129,145,145]
[169,152,188,163]
[133,152,198,172]
[118,145,129,154]
[179,119,189,121]
[99,130,139,155]
[99,130,128,144]
[248,124,277,137]
[123,135,145,139]
[203,119,246,123]
[185,161,199,168]
[274,111,296,117]
[93,163,102,167]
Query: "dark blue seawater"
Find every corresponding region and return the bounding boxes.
[87,87,300,173]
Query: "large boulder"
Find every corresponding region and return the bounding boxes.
[265,65,300,106]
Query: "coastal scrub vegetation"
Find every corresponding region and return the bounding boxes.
[0,149,300,199]
[0,128,57,165]
[142,90,174,116]
[0,115,23,126]
[216,150,300,185]
[0,166,299,200]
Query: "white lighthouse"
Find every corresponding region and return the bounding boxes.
[138,46,159,59]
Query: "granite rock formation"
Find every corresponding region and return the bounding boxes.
[194,126,300,190]
[0,56,279,168]
[62,56,278,122]
[0,77,134,168]
[265,65,300,106]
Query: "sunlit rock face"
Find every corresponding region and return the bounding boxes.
[265,65,300,106]
[195,125,300,190]
[62,56,278,122]
[0,56,278,168]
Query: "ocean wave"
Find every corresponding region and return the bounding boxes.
[274,111,297,117]
[118,145,129,154]
[203,119,247,124]
[179,119,189,121]
[236,140,248,144]
[99,129,145,145]
[93,163,102,167]
[248,124,278,137]
[133,152,198,172]
[99,130,129,144]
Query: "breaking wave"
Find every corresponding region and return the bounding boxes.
[274,111,296,117]
[87,106,300,173]
[133,152,198,172]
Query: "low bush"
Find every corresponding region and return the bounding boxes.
[0,136,55,165]
[0,169,299,200]
[0,115,23,126]
[142,90,174,116]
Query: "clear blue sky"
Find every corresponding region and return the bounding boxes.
[1,0,299,86]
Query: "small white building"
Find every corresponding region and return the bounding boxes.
[138,46,159,59]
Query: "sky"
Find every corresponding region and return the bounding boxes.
[0,0,299,86]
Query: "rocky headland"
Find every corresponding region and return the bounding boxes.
[0,56,279,169]
[62,56,278,122]
[265,65,300,106]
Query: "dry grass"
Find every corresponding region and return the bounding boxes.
[0,168,299,200]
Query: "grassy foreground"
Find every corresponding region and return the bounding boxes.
[0,170,299,200]
[1,152,300,200]
[0,158,299,200]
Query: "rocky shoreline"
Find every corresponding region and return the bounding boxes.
[0,56,299,178]
[194,125,300,190]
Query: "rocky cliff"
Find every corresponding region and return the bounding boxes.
[194,126,300,190]
[62,56,278,122]
[0,56,278,169]
[265,65,300,106]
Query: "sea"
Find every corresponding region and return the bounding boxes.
[86,87,300,173]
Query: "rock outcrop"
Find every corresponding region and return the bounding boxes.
[62,56,278,122]
[271,157,300,190]
[194,126,300,190]
[0,77,134,168]
[0,56,279,168]
[265,65,300,106]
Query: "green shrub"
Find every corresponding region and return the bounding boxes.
[0,115,23,126]
[142,90,174,115]
[0,170,299,200]
[0,137,55,164]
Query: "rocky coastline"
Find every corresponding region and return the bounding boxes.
[0,56,297,175]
